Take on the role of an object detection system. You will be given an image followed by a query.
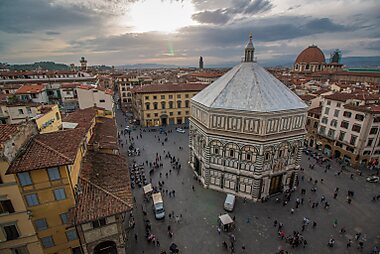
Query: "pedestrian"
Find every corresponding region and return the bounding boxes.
[217,227,221,234]
[192,185,195,191]
[303,239,308,248]
[333,219,338,228]
[134,233,138,241]
[242,245,246,252]
[291,208,295,214]
[347,239,352,248]
[223,241,228,249]
[274,220,278,227]
[156,240,160,247]
[246,217,250,223]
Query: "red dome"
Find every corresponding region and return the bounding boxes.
[295,45,325,64]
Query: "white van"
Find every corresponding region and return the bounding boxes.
[224,193,236,212]
[152,192,165,219]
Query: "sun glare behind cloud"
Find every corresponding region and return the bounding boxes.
[124,0,196,33]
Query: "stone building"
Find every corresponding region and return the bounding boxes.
[131,83,208,127]
[293,45,326,74]
[189,34,308,200]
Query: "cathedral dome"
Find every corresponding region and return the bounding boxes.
[295,45,325,64]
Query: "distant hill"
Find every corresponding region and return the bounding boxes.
[2,61,70,71]
[341,56,380,68]
[117,63,179,69]
[260,56,380,68]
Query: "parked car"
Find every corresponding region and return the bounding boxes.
[176,128,185,133]
[366,175,379,183]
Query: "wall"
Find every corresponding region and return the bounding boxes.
[77,88,113,111]
[17,166,80,254]
[35,105,62,133]
[136,90,198,127]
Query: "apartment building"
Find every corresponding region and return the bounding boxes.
[77,85,114,112]
[5,107,132,254]
[0,123,43,254]
[131,83,208,127]
[15,85,49,104]
[0,103,62,133]
[316,93,380,167]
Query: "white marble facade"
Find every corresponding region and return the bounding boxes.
[189,35,308,201]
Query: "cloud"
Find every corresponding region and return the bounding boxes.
[46,31,61,35]
[0,0,102,34]
[192,0,273,24]
[243,0,273,14]
[192,9,231,24]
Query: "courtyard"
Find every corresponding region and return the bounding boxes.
[115,108,380,254]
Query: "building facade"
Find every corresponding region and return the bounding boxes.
[131,83,208,127]
[0,123,43,254]
[316,93,380,167]
[189,35,308,200]
[77,85,114,112]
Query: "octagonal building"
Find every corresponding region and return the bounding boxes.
[189,35,308,201]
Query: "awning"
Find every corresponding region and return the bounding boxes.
[143,184,153,194]
[219,213,233,225]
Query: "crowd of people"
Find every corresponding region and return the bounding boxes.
[117,110,379,254]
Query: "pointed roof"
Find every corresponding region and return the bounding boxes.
[192,62,307,112]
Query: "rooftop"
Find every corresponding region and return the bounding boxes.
[73,152,133,224]
[0,124,20,145]
[62,107,98,131]
[7,128,85,173]
[15,84,45,94]
[131,83,208,94]
[89,117,118,150]
[192,62,307,112]
[295,45,325,64]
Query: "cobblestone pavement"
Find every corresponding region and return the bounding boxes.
[115,107,380,254]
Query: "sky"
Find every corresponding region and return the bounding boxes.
[0,0,379,66]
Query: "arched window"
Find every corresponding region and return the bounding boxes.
[185,100,190,108]
[161,101,166,109]
[169,101,173,109]
[145,103,150,110]
[153,102,158,110]
[229,149,234,157]
[177,101,182,108]
[246,153,251,161]
[265,152,271,161]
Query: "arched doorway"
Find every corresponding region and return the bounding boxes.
[94,241,117,254]
[160,114,168,126]
[334,150,341,159]
[324,144,332,157]
[309,139,314,148]
[269,174,283,195]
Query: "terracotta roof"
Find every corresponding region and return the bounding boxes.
[131,83,208,94]
[62,107,97,131]
[298,94,316,101]
[61,83,80,88]
[7,128,85,174]
[15,84,45,94]
[295,45,325,64]
[324,93,380,102]
[190,72,224,78]
[308,106,322,115]
[0,124,20,145]
[72,152,133,224]
[89,117,118,150]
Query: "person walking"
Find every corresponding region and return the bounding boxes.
[333,218,338,228]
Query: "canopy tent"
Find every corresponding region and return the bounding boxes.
[143,184,153,195]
